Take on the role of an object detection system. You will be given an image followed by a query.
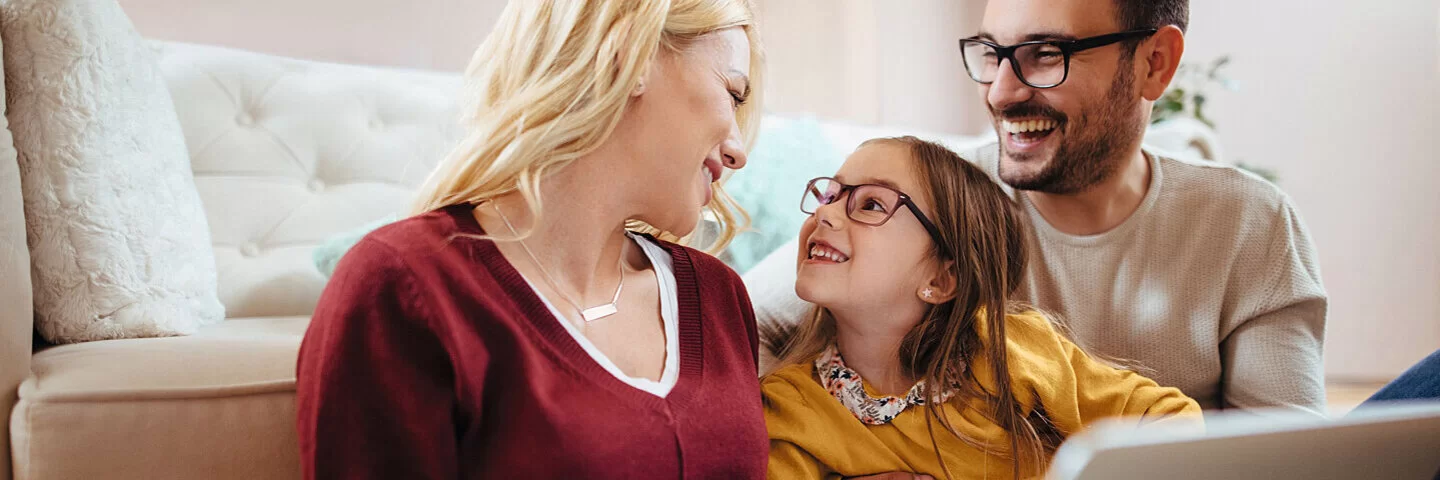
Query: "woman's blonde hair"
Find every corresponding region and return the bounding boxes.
[412,0,764,253]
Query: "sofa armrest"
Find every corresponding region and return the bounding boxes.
[0,105,30,480]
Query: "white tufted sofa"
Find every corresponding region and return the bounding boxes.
[2,42,462,480]
[0,37,1225,480]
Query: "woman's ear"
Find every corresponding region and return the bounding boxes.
[918,260,959,305]
[632,58,659,97]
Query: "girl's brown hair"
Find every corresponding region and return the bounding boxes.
[768,136,1062,479]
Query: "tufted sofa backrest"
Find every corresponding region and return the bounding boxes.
[153,42,464,318]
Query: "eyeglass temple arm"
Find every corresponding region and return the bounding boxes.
[1063,29,1159,53]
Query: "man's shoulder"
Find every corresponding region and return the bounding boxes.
[1153,151,1294,216]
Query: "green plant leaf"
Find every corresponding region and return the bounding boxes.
[1207,56,1231,77]
[1193,95,1214,127]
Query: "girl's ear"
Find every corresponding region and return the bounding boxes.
[918,260,959,305]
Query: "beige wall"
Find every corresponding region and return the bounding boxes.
[755,1,988,133]
[119,0,1440,380]
[118,0,499,71]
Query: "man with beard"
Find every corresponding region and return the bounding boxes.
[749,0,1331,416]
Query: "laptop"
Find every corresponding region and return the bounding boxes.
[1046,401,1440,480]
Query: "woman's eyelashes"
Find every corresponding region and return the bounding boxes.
[730,90,747,109]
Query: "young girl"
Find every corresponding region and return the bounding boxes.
[763,136,1201,480]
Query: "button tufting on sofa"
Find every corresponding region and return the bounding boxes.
[306,178,325,193]
[240,242,261,257]
[235,112,254,126]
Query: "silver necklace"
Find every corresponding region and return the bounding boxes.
[491,203,625,322]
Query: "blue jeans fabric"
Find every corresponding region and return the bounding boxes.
[1362,349,1440,405]
[1349,350,1440,480]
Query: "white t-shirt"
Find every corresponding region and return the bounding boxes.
[528,232,680,398]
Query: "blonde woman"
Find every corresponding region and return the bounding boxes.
[295,0,766,478]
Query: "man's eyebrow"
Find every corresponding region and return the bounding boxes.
[972,30,1080,44]
[1022,31,1079,42]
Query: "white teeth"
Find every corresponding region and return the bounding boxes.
[808,244,849,263]
[1003,119,1056,134]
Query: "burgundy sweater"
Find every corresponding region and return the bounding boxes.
[296,205,768,479]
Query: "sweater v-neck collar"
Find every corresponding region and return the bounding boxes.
[447,204,704,409]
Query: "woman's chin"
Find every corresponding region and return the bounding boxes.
[643,208,701,238]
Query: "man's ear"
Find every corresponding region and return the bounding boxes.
[919,260,960,305]
[1139,25,1186,101]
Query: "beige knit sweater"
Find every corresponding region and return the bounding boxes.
[746,142,1328,415]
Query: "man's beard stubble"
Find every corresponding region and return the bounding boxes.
[996,62,1147,195]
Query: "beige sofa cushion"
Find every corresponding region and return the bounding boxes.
[10,317,307,480]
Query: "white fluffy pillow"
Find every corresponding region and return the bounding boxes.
[3,0,224,343]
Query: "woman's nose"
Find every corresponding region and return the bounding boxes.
[720,123,747,169]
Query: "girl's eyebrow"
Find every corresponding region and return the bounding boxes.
[856,176,901,190]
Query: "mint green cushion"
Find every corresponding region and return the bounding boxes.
[312,215,397,277]
[722,116,840,273]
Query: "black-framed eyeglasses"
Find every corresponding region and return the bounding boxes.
[958,29,1158,89]
[800,177,947,253]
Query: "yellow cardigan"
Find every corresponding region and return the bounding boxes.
[763,310,1202,479]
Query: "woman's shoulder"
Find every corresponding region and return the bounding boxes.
[335,205,492,287]
[360,205,473,257]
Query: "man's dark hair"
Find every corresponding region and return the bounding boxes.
[1115,0,1188,33]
